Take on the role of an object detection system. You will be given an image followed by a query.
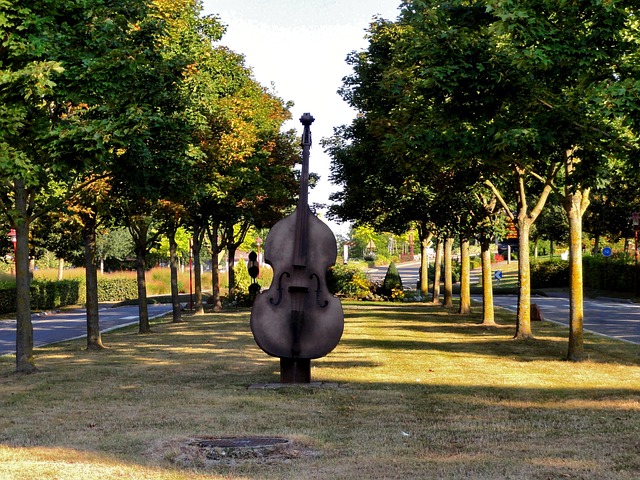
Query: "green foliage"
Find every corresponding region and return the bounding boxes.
[582,254,637,293]
[531,259,570,288]
[30,280,81,311]
[233,259,251,294]
[96,227,135,269]
[470,256,482,270]
[90,278,138,304]
[0,280,80,314]
[0,284,18,315]
[532,254,640,293]
[381,261,403,296]
[326,264,372,299]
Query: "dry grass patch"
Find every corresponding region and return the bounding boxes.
[0,302,639,479]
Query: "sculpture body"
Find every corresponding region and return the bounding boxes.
[250,113,344,381]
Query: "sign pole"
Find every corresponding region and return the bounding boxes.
[633,213,640,297]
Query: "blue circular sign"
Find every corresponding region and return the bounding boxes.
[602,247,612,257]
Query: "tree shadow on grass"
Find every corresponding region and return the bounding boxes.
[343,304,640,366]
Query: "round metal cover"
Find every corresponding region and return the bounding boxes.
[193,437,289,449]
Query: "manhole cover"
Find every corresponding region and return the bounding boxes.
[193,437,290,449]
[156,436,320,467]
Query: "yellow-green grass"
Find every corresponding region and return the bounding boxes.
[0,302,638,479]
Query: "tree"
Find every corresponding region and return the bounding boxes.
[96,227,134,273]
[328,5,507,319]
[488,0,640,360]
[333,1,640,358]
[0,0,134,371]
[105,0,217,331]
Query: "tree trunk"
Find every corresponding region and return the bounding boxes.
[443,237,453,308]
[14,179,37,373]
[420,240,429,297]
[57,258,64,281]
[564,189,589,362]
[207,222,223,311]
[418,229,432,297]
[168,228,183,323]
[486,173,555,340]
[458,236,471,314]
[515,220,533,339]
[432,239,442,304]
[227,244,237,300]
[480,238,495,326]
[593,234,600,256]
[192,224,205,314]
[135,244,150,333]
[84,215,104,350]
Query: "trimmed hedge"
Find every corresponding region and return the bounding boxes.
[91,278,139,304]
[531,259,570,288]
[0,283,17,315]
[30,280,81,311]
[582,255,636,293]
[0,277,139,314]
[531,255,638,293]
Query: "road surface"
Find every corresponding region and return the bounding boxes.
[366,261,640,345]
[0,304,173,356]
[473,294,640,345]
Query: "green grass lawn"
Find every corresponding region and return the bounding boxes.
[1,301,639,479]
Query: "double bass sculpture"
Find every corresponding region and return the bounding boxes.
[250,113,344,383]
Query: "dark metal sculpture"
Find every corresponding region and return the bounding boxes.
[250,113,344,383]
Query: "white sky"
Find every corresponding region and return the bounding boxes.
[200,0,402,234]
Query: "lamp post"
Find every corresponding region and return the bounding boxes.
[633,212,640,296]
[256,236,262,278]
[188,237,193,310]
[7,229,16,275]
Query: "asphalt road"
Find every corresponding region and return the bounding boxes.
[0,304,173,357]
[473,294,640,345]
[366,261,640,345]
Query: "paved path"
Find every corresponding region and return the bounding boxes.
[0,304,173,356]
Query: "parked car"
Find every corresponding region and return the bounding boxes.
[497,240,518,256]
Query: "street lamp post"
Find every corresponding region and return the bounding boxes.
[632,212,640,296]
[188,237,193,310]
[256,236,262,278]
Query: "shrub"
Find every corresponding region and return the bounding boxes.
[531,259,569,288]
[363,252,377,262]
[30,280,81,310]
[327,263,372,298]
[0,285,18,314]
[93,278,138,303]
[233,259,252,294]
[0,280,82,314]
[470,256,482,270]
[582,254,636,292]
[381,261,403,297]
